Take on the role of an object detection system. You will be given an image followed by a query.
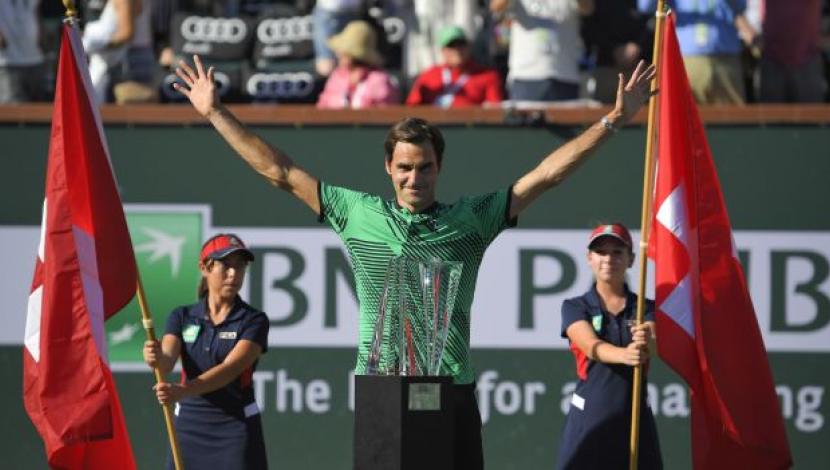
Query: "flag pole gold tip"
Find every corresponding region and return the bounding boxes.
[62,0,78,23]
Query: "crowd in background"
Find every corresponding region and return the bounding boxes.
[1,0,829,106]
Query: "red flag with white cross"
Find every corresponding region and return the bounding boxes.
[648,13,792,470]
[22,21,137,469]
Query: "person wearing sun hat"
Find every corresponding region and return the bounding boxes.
[316,19,400,109]
[556,223,663,469]
[406,25,503,108]
[143,233,270,470]
[310,0,365,77]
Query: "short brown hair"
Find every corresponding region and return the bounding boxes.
[384,117,445,167]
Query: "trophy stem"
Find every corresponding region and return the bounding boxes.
[430,266,441,375]
[398,262,408,375]
[405,318,417,375]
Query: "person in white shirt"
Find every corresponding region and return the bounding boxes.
[491,0,594,101]
[0,0,45,103]
[82,0,155,104]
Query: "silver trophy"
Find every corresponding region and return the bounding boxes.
[366,256,463,376]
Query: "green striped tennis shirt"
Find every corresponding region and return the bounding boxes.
[319,182,516,384]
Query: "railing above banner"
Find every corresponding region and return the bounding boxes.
[1,104,829,127]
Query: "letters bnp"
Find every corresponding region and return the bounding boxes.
[244,241,830,346]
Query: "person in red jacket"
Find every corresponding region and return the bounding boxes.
[406,25,503,108]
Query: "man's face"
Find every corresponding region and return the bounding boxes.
[385,141,440,213]
[441,42,470,68]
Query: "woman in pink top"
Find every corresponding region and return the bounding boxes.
[316,20,400,109]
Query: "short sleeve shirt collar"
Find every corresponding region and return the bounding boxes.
[187,295,248,326]
[390,198,443,223]
[585,283,636,319]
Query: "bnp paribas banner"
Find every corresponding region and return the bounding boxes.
[3,204,828,467]
[5,204,829,355]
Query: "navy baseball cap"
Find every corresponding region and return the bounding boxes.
[588,223,633,250]
[200,233,255,262]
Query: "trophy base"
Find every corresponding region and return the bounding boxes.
[353,375,455,470]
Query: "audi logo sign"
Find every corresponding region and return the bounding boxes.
[257,16,313,44]
[171,13,254,60]
[213,71,233,92]
[161,71,233,100]
[181,16,248,43]
[246,72,316,99]
[382,17,406,44]
[253,15,314,62]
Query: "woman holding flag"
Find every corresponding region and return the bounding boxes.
[143,233,270,470]
[556,223,663,469]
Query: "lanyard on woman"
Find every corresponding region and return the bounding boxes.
[342,79,369,109]
[692,0,717,46]
[436,67,469,108]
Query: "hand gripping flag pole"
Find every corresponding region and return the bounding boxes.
[137,277,185,470]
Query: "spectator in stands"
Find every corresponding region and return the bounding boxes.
[171,0,312,17]
[490,0,595,102]
[582,0,648,104]
[149,0,176,69]
[83,0,156,104]
[392,0,479,84]
[317,20,400,108]
[0,0,45,103]
[758,0,827,103]
[406,25,503,107]
[638,0,758,105]
[312,0,366,77]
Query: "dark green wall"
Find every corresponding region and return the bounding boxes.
[3,124,829,229]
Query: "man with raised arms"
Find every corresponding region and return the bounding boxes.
[172,55,655,469]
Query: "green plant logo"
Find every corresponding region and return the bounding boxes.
[106,207,204,364]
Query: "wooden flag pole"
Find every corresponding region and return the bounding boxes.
[630,1,668,469]
[137,276,186,470]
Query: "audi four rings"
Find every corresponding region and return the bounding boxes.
[181,16,248,43]
[381,17,406,44]
[257,17,314,44]
[161,72,232,99]
[246,72,315,99]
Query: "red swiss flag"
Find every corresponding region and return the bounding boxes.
[23,22,137,469]
[648,13,792,470]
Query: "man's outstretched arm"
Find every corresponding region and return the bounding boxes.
[175,55,320,215]
[509,60,656,219]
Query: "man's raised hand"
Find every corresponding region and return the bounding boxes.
[615,60,658,124]
[173,54,219,118]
